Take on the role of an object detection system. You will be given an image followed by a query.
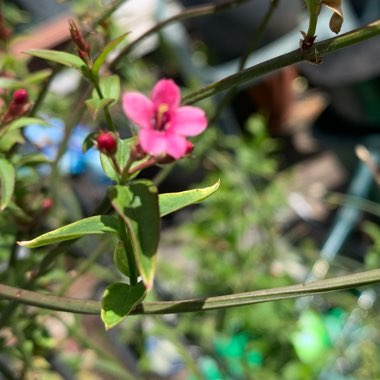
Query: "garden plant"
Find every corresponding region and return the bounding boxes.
[0,0,380,378]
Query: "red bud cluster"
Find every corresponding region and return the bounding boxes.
[68,19,91,65]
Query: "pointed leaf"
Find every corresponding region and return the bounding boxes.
[82,132,97,153]
[85,98,114,119]
[101,281,146,329]
[0,158,15,211]
[25,49,87,71]
[159,180,220,217]
[92,75,120,105]
[18,215,119,248]
[109,181,159,289]
[93,33,129,76]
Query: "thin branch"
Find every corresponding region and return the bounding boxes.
[183,19,380,104]
[1,268,380,315]
[108,0,249,70]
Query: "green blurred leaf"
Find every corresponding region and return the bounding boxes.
[101,282,146,330]
[93,33,129,76]
[25,49,87,71]
[18,215,119,248]
[12,152,51,168]
[93,75,120,105]
[0,158,15,211]
[159,180,220,217]
[114,240,130,277]
[82,131,97,153]
[109,181,159,289]
[0,130,24,152]
[85,98,114,119]
[7,117,49,132]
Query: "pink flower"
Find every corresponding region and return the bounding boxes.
[122,79,207,159]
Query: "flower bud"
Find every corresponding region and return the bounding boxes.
[96,131,117,156]
[130,142,146,161]
[13,89,29,105]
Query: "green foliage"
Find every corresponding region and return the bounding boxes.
[101,282,146,330]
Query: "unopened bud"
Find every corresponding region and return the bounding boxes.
[130,142,146,161]
[13,89,28,105]
[96,131,117,155]
[42,197,53,210]
[184,141,194,156]
[68,19,91,60]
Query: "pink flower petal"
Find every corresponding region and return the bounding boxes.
[171,106,207,136]
[164,133,188,159]
[139,128,167,156]
[122,92,153,129]
[151,79,181,110]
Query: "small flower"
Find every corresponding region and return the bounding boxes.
[122,79,207,159]
[96,131,117,156]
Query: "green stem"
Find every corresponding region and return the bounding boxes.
[183,19,380,104]
[29,0,125,117]
[119,220,138,286]
[211,0,278,123]
[305,0,321,38]
[93,79,116,133]
[1,268,380,315]
[109,0,250,70]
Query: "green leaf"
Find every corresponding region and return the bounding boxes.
[85,98,114,119]
[100,137,134,182]
[93,75,120,105]
[92,33,129,76]
[114,240,130,277]
[0,158,15,211]
[12,152,51,168]
[101,281,146,330]
[159,180,220,217]
[0,130,24,152]
[25,49,87,71]
[18,215,119,248]
[0,70,52,89]
[7,117,49,132]
[109,181,160,289]
[82,132,97,153]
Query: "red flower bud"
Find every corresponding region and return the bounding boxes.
[13,89,28,105]
[42,197,53,210]
[184,141,194,156]
[96,131,117,155]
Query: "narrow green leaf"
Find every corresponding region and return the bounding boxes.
[12,153,51,168]
[85,98,114,119]
[18,215,119,248]
[159,180,220,217]
[23,69,52,85]
[114,240,130,277]
[101,282,146,330]
[92,33,129,76]
[0,130,24,152]
[109,181,160,289]
[25,49,87,71]
[7,117,49,132]
[0,158,15,211]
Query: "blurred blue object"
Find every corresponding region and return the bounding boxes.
[23,118,110,183]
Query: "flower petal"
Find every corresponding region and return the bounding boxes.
[139,128,167,156]
[151,79,181,109]
[122,92,153,129]
[164,133,188,159]
[171,106,207,136]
